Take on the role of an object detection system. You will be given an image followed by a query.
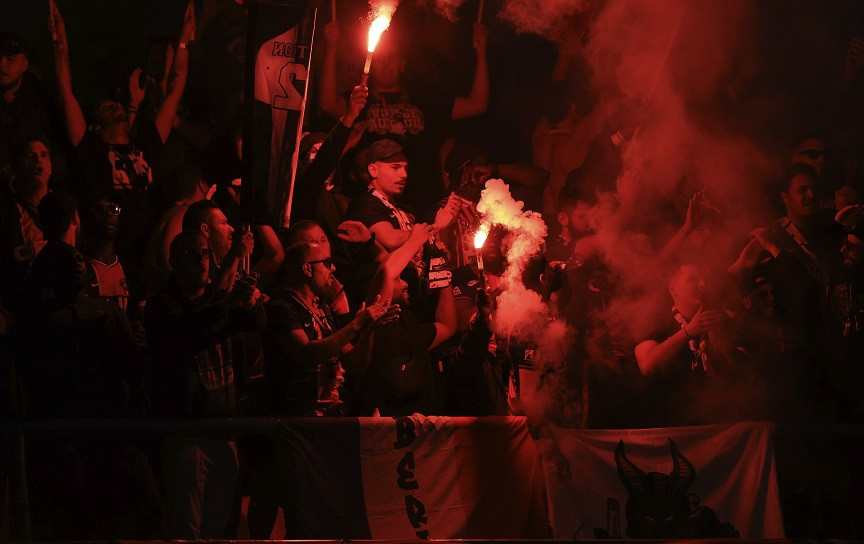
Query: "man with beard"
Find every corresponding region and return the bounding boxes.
[357,223,456,416]
[824,205,864,421]
[248,237,395,539]
[262,237,395,416]
[181,199,254,290]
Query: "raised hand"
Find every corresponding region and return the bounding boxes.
[432,194,460,232]
[48,0,67,43]
[344,85,369,125]
[180,1,197,44]
[128,67,146,107]
[686,306,723,337]
[337,220,373,244]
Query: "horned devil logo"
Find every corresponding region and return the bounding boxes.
[594,439,739,539]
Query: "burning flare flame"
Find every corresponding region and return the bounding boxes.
[474,225,489,249]
[367,15,391,52]
[366,1,398,53]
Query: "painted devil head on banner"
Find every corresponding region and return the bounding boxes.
[595,439,739,539]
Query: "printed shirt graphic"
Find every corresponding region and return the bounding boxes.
[85,256,130,311]
[366,97,425,138]
[106,144,152,190]
[15,202,46,264]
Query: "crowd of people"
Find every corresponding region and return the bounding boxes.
[2,0,864,540]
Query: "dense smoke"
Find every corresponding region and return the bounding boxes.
[476,179,579,423]
[415,0,469,22]
[490,0,841,423]
[498,0,589,43]
[582,0,780,344]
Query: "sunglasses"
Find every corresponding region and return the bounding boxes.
[795,149,823,160]
[93,202,121,216]
[182,248,214,259]
[306,257,335,269]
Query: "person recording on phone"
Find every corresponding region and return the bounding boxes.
[180,199,284,292]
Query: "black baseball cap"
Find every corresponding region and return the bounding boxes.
[366,139,406,165]
[0,32,29,58]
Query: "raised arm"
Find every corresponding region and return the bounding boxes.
[49,0,86,147]
[451,23,489,120]
[250,224,285,286]
[365,223,433,303]
[430,284,457,349]
[634,307,722,375]
[155,1,195,144]
[318,21,348,119]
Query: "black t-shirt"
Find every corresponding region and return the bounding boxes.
[345,190,406,231]
[263,291,338,415]
[366,310,438,416]
[640,315,711,427]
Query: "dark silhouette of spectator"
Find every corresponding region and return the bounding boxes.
[49,0,194,260]
[144,230,265,539]
[359,223,456,416]
[78,193,152,349]
[634,264,729,426]
[246,237,395,538]
[0,137,52,312]
[146,162,210,272]
[0,31,66,182]
[14,190,162,539]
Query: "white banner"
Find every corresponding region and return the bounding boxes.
[359,415,547,539]
[544,421,785,539]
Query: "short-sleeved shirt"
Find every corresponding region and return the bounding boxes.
[263,291,338,415]
[640,315,711,427]
[345,190,409,231]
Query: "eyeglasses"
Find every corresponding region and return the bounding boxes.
[93,202,121,216]
[306,257,335,269]
[795,149,824,160]
[182,248,214,259]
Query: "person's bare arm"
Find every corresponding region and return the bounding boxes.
[430,285,457,349]
[155,1,195,144]
[250,225,284,286]
[281,298,390,362]
[49,0,86,147]
[634,307,722,375]
[369,221,411,252]
[318,21,348,119]
[365,223,433,303]
[451,23,489,120]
